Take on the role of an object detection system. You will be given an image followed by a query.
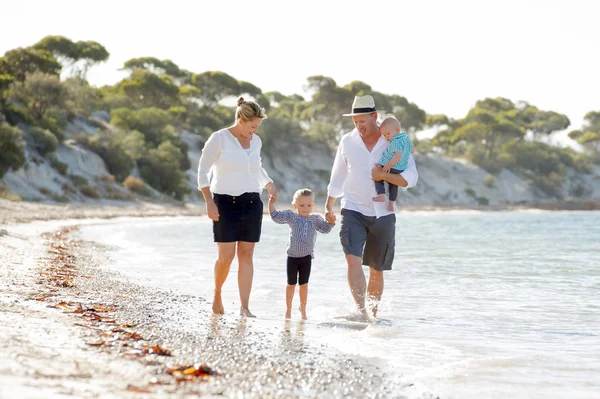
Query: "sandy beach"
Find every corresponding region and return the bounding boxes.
[0,199,410,399]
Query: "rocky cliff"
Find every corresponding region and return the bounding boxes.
[3,117,600,209]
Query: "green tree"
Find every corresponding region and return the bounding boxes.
[0,120,26,177]
[34,36,109,79]
[303,75,353,127]
[117,69,180,109]
[7,72,68,122]
[110,107,172,146]
[27,126,59,155]
[568,111,600,156]
[304,121,341,150]
[63,77,104,116]
[139,141,190,199]
[88,136,134,182]
[0,47,61,81]
[122,57,189,81]
[117,130,147,161]
[432,97,570,170]
[259,117,303,150]
[190,71,240,109]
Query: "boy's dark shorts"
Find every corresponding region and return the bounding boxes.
[339,208,396,271]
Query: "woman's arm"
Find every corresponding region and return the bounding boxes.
[197,133,220,190]
[197,133,221,221]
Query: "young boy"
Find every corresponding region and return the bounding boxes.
[270,188,335,320]
[373,116,414,211]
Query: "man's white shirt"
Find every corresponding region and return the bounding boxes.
[327,129,418,218]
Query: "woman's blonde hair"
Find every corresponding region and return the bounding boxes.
[235,96,267,122]
[292,188,314,204]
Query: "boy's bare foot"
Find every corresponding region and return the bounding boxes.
[299,307,307,320]
[387,201,395,211]
[285,309,291,319]
[212,293,224,314]
[240,307,256,318]
[373,194,386,202]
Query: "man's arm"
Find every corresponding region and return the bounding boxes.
[325,137,348,221]
[372,165,409,187]
[372,154,418,188]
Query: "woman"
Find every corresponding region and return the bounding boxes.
[197,96,277,317]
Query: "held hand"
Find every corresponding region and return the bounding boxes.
[206,201,220,222]
[325,209,336,224]
[371,164,385,181]
[326,213,336,225]
[266,183,278,202]
[382,162,392,173]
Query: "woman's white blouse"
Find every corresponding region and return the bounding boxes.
[197,129,272,196]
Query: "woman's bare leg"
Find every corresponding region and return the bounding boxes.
[213,242,236,314]
[237,241,256,317]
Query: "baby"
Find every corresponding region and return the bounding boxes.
[373,116,414,211]
[270,188,335,320]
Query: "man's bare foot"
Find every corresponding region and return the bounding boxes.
[240,307,256,318]
[285,309,291,319]
[387,201,395,211]
[373,194,386,202]
[299,307,307,320]
[212,293,224,314]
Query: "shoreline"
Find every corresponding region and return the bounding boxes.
[1,214,412,398]
[2,197,599,227]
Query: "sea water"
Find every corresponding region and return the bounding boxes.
[79,210,600,399]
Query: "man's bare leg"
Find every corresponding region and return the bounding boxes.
[237,241,256,318]
[213,242,236,314]
[367,267,384,318]
[346,254,368,318]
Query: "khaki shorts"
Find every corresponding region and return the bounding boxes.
[339,209,396,271]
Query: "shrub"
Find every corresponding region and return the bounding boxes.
[123,176,144,194]
[80,185,99,198]
[0,121,26,178]
[48,154,68,175]
[484,174,496,188]
[0,186,21,201]
[70,174,88,187]
[138,141,190,200]
[87,136,134,182]
[28,126,58,155]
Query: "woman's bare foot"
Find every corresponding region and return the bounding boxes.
[285,309,291,319]
[212,293,224,314]
[373,194,386,202]
[387,200,395,211]
[240,307,256,318]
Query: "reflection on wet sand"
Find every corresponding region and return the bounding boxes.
[280,319,305,352]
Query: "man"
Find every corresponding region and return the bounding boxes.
[325,95,418,319]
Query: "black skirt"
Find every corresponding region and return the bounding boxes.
[212,192,263,243]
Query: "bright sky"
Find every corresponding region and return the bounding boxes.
[2,0,599,140]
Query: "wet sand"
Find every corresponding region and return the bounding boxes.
[0,200,412,398]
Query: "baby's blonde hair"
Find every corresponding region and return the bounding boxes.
[380,115,401,131]
[235,96,267,122]
[292,188,314,204]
